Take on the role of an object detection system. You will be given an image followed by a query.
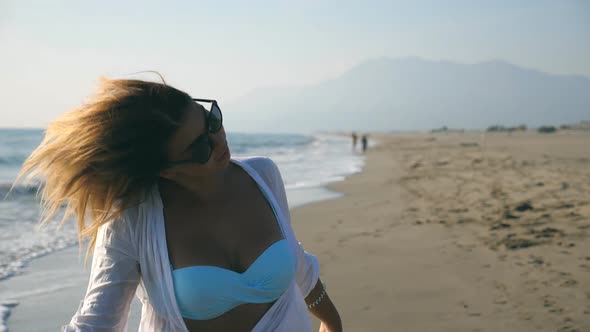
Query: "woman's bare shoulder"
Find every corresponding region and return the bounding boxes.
[235,156,280,179]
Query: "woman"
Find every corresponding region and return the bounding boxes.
[15,77,342,331]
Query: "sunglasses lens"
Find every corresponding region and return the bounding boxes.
[209,104,222,133]
[192,139,212,164]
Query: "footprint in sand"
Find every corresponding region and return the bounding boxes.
[518,312,533,321]
[528,255,544,266]
[543,296,555,308]
[560,279,578,287]
[515,200,534,212]
[493,299,508,305]
[532,227,564,239]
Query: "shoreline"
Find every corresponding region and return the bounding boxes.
[0,244,143,331]
[291,131,590,331]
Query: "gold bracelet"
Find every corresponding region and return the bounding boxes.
[308,282,327,309]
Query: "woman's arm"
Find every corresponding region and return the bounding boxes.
[63,218,140,331]
[306,278,343,332]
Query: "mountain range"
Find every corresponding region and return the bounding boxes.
[226,57,590,133]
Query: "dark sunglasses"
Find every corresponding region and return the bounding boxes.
[166,98,223,168]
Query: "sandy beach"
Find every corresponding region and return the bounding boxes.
[293,130,590,331]
[4,130,590,331]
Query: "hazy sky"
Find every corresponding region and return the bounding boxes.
[1,0,589,128]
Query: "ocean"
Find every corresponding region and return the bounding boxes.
[0,128,364,330]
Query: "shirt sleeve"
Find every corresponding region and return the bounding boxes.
[62,216,140,332]
[256,157,321,298]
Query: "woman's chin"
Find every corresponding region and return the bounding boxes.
[218,151,231,167]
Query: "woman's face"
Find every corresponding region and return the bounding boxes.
[160,100,230,181]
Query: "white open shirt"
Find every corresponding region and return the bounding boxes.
[63,157,320,331]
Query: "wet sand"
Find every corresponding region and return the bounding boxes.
[292,130,590,332]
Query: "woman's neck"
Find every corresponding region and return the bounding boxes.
[158,164,234,204]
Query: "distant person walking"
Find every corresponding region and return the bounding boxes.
[351,132,358,150]
[361,134,368,153]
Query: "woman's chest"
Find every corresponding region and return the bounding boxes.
[164,185,284,273]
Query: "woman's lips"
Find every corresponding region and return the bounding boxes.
[215,145,229,161]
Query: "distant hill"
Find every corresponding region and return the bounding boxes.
[225,57,590,133]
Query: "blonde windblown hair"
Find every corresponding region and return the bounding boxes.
[12,76,192,262]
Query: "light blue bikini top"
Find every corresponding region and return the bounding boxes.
[170,160,296,321]
[171,239,296,320]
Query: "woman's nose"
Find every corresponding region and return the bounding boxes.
[209,127,226,147]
